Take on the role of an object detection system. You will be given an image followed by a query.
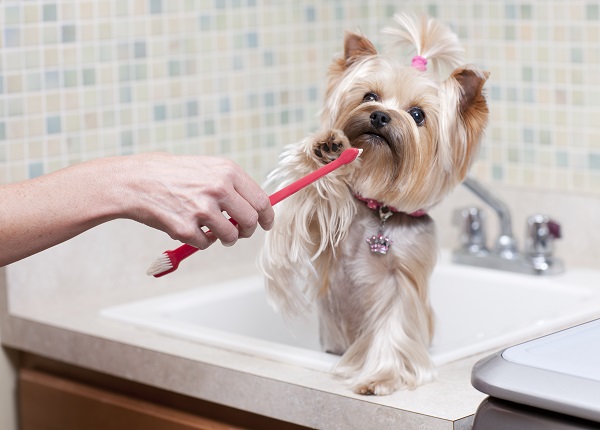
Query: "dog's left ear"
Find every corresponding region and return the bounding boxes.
[452,68,490,117]
[446,68,490,176]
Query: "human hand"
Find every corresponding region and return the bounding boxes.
[116,153,274,249]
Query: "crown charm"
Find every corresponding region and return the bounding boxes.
[367,232,393,254]
[366,206,394,255]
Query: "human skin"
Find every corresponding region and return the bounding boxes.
[0,152,274,267]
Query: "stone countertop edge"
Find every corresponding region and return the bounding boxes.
[0,265,486,430]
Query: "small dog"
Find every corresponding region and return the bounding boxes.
[259,14,489,395]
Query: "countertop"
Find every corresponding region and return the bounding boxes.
[0,220,524,430]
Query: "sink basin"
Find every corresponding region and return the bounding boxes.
[102,255,600,371]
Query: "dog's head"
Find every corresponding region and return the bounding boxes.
[320,15,489,214]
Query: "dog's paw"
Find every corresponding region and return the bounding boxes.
[353,380,397,396]
[312,129,351,164]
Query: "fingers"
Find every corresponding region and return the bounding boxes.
[142,155,275,250]
[228,165,275,233]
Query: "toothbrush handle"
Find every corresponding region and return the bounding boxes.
[173,218,240,261]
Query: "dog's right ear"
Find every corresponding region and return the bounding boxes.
[343,32,378,67]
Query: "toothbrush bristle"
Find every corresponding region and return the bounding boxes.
[146,253,174,276]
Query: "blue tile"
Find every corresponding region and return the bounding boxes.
[505,4,516,19]
[149,0,162,14]
[43,4,57,21]
[263,51,274,66]
[219,97,230,113]
[121,130,133,147]
[4,28,19,47]
[492,164,504,181]
[280,110,289,124]
[134,41,146,58]
[556,151,569,167]
[587,4,599,19]
[306,6,316,22]
[264,92,275,107]
[571,48,584,63]
[168,61,181,76]
[490,85,502,101]
[45,71,60,89]
[186,100,198,117]
[523,128,535,143]
[247,32,258,48]
[134,64,147,80]
[154,104,166,121]
[187,122,199,137]
[522,88,535,103]
[46,116,61,134]
[120,86,132,103]
[215,0,226,9]
[5,6,20,24]
[28,162,44,178]
[308,86,318,101]
[63,70,77,87]
[590,153,600,170]
[199,15,211,31]
[204,120,215,135]
[82,69,96,85]
[62,25,76,43]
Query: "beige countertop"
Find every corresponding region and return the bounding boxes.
[0,220,514,430]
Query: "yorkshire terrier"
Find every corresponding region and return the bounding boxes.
[259,13,489,395]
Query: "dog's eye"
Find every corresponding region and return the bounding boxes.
[362,92,379,103]
[408,107,425,126]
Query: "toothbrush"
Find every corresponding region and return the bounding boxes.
[146,147,363,278]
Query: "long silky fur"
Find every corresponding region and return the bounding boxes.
[258,136,358,318]
[259,12,489,395]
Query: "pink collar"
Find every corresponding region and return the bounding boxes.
[353,193,427,217]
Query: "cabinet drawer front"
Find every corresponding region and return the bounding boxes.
[19,368,242,430]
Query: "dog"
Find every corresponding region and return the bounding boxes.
[259,13,489,395]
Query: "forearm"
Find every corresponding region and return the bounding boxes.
[0,158,124,266]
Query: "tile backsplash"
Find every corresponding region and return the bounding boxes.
[0,0,598,195]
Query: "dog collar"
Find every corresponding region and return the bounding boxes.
[353,193,426,255]
[353,193,427,217]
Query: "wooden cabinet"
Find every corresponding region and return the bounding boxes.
[19,355,307,430]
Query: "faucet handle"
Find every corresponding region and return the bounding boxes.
[524,215,564,273]
[525,215,561,257]
[453,207,488,254]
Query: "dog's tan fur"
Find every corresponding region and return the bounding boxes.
[259,14,489,395]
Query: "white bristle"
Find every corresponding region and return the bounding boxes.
[146,253,173,276]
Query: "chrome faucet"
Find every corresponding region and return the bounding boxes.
[452,176,564,275]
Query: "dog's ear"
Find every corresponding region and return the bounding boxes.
[452,68,489,114]
[343,32,378,66]
[446,68,490,177]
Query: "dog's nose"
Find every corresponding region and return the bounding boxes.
[370,111,391,129]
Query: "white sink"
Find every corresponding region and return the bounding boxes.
[102,254,600,372]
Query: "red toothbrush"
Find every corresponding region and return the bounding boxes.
[146,147,362,277]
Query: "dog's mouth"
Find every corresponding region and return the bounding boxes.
[363,131,390,145]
